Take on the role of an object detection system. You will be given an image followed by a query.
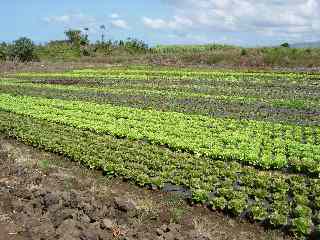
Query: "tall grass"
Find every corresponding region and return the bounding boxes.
[2,38,320,68]
[154,44,237,54]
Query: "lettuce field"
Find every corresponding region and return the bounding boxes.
[1,66,320,238]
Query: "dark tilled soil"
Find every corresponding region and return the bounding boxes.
[0,136,291,240]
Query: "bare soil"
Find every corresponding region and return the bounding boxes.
[0,61,117,74]
[0,136,293,240]
[1,61,320,75]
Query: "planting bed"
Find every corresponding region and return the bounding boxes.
[0,66,319,238]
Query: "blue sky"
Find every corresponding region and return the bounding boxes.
[1,0,320,46]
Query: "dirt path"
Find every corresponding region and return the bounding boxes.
[0,136,291,240]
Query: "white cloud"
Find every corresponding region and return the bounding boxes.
[168,32,208,43]
[142,16,193,30]
[44,13,130,32]
[44,15,71,24]
[110,13,120,19]
[43,13,98,31]
[142,17,167,29]
[109,13,130,29]
[144,0,320,42]
[111,19,129,29]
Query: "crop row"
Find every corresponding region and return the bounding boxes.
[0,111,319,237]
[10,67,320,86]
[10,76,320,104]
[1,81,318,126]
[0,93,319,175]
[2,79,319,112]
[2,78,320,121]
[71,68,320,80]
[15,73,320,97]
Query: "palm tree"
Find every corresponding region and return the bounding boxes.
[83,27,89,41]
[100,25,106,43]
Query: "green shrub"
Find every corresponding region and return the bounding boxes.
[35,42,81,61]
[64,29,89,46]
[81,47,91,57]
[305,48,312,54]
[240,49,247,56]
[205,53,225,65]
[124,38,149,53]
[280,42,290,48]
[7,37,38,62]
[0,42,7,61]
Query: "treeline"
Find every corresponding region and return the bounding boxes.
[0,29,150,62]
[1,28,320,68]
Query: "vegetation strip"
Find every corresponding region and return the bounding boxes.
[10,68,320,85]
[1,81,318,126]
[1,66,320,239]
[1,79,319,111]
[0,93,319,175]
[0,111,319,238]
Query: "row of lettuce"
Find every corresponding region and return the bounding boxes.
[0,79,319,126]
[11,71,320,101]
[26,78,318,103]
[8,78,320,103]
[1,79,319,111]
[0,93,319,175]
[0,110,319,237]
[9,67,320,85]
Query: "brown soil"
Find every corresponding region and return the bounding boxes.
[0,136,292,240]
[1,61,320,75]
[0,61,118,74]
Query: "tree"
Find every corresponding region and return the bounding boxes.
[7,37,37,62]
[64,29,89,46]
[0,42,7,61]
[83,27,89,42]
[65,29,82,45]
[100,25,106,43]
[280,42,290,48]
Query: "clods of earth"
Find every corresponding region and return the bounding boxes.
[0,136,291,240]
